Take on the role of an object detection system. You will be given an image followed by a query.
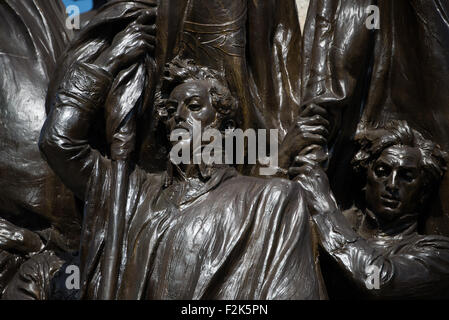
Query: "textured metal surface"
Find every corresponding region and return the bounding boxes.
[0,0,80,246]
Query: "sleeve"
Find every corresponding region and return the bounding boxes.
[0,250,25,297]
[313,209,449,298]
[39,62,113,200]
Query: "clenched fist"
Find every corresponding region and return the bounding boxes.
[95,8,157,76]
[279,104,330,171]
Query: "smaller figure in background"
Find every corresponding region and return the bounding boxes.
[292,116,449,299]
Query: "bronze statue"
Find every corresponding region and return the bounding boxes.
[301,0,449,235]
[46,0,302,175]
[293,118,449,299]
[39,50,325,299]
[2,0,449,301]
[0,0,81,299]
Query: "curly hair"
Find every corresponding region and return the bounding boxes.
[352,120,448,190]
[154,57,239,129]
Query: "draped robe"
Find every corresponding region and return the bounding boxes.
[40,62,324,299]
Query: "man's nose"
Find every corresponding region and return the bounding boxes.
[386,171,399,192]
[175,104,187,122]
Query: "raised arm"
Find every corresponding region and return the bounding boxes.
[39,15,156,200]
[39,62,112,200]
[294,165,449,299]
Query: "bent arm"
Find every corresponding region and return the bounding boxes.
[313,207,449,298]
[296,167,449,298]
[39,62,112,200]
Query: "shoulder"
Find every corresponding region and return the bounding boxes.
[227,174,305,199]
[409,234,449,251]
[343,206,364,231]
[390,233,449,264]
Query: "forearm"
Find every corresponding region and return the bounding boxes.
[39,62,112,199]
[312,200,447,298]
[312,208,388,290]
[295,171,391,293]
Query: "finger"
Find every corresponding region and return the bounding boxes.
[128,37,155,54]
[297,115,330,128]
[135,41,155,54]
[129,24,156,36]
[288,167,304,176]
[139,34,156,46]
[296,150,328,165]
[127,31,156,47]
[127,24,156,38]
[0,230,11,237]
[134,7,157,25]
[300,132,327,146]
[298,144,322,156]
[293,155,318,167]
[301,103,328,118]
[288,162,316,177]
[133,25,156,36]
[299,125,329,137]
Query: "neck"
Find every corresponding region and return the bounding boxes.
[165,160,228,187]
[359,208,418,238]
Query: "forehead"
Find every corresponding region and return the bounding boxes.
[376,145,422,168]
[169,80,211,100]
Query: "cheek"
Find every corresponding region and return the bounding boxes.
[194,107,216,123]
[399,181,423,198]
[366,174,384,193]
[365,177,383,207]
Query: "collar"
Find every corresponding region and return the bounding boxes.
[162,162,237,207]
[359,208,418,240]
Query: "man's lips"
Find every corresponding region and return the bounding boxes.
[380,195,401,209]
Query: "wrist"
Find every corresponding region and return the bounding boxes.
[58,62,114,112]
[95,53,118,76]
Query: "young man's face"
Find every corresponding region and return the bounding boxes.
[365,145,424,223]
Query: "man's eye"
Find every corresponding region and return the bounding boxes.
[188,103,202,111]
[374,165,390,177]
[400,170,416,182]
[167,106,176,115]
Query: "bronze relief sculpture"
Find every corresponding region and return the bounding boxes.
[0,0,81,299]
[39,56,323,299]
[302,0,449,235]
[294,119,449,299]
[0,0,449,300]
